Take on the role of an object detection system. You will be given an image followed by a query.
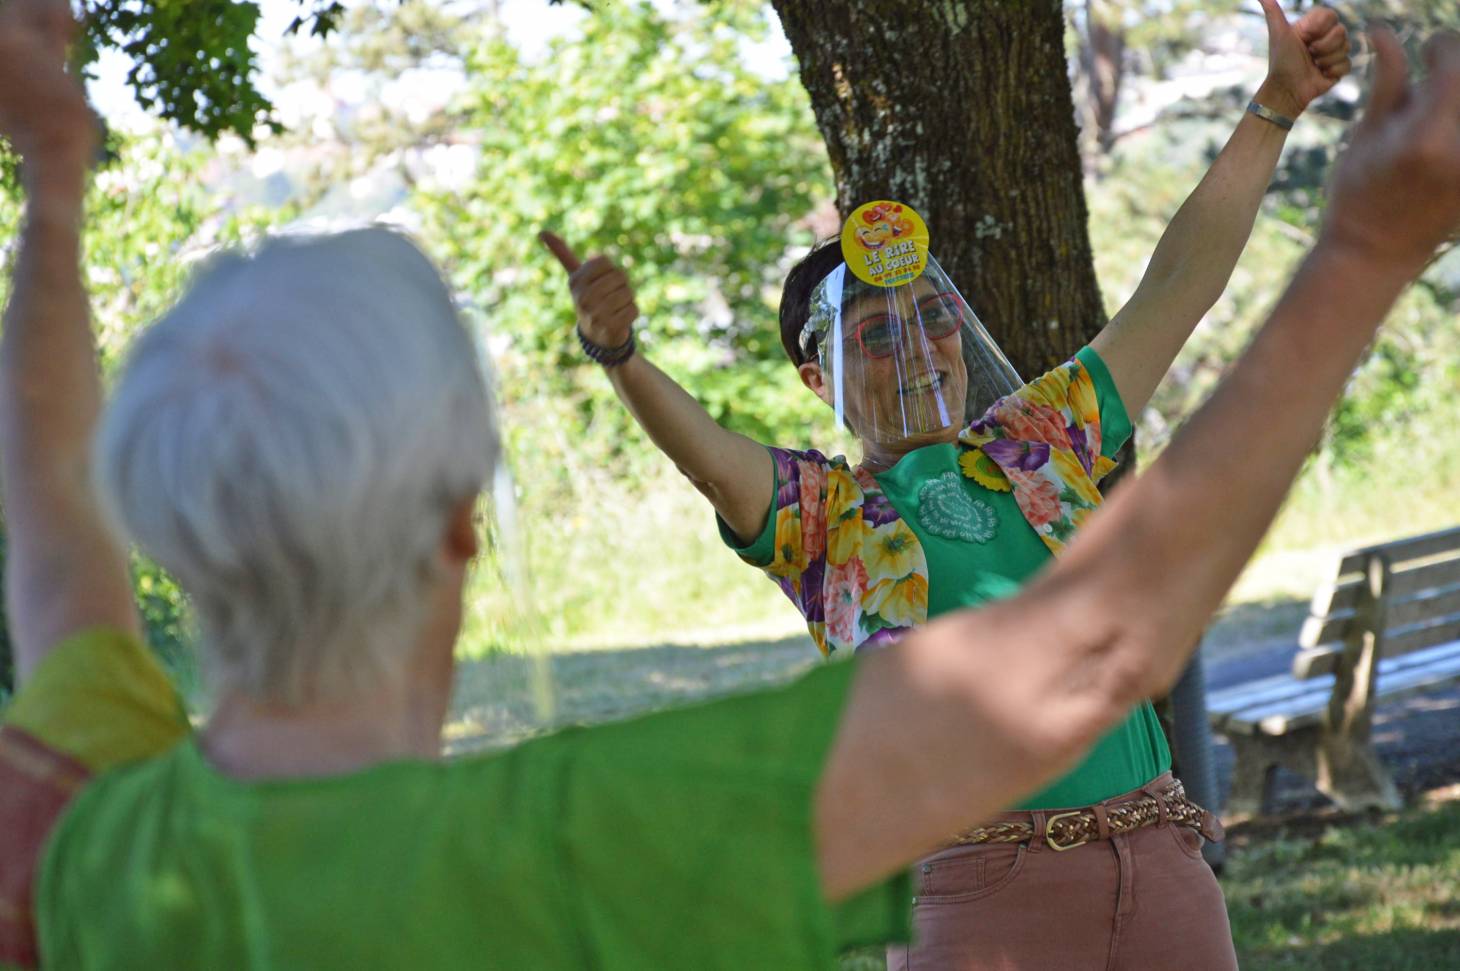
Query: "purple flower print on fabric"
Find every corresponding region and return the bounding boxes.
[980,437,1051,472]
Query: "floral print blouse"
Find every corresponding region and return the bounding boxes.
[743,354,1121,657]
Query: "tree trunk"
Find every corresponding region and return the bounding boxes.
[771,0,1107,377]
[1083,0,1126,156]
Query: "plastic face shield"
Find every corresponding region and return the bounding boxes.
[801,254,1022,447]
[442,326,558,756]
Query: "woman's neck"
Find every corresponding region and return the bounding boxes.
[200,675,451,781]
[858,425,961,473]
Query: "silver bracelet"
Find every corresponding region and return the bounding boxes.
[1246,101,1295,131]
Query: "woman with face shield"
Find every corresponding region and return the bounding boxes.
[798,210,1022,465]
[546,4,1355,965]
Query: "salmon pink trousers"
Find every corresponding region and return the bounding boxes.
[887,773,1239,971]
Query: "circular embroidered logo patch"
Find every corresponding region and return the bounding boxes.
[841,200,930,288]
[916,471,998,544]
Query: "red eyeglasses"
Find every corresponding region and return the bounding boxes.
[850,292,965,359]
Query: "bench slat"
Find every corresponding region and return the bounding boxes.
[1388,583,1460,630]
[1294,618,1460,677]
[1209,670,1331,714]
[1215,640,1460,735]
[1306,560,1460,642]
[1218,640,1460,721]
[1332,525,1460,578]
[1251,657,1460,734]
[1295,637,1460,682]
[1303,579,1460,650]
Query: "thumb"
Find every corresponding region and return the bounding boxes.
[1361,27,1409,128]
[1256,0,1290,41]
[17,0,77,56]
[1419,32,1460,118]
[538,230,581,274]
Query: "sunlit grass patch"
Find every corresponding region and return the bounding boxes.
[1223,797,1460,970]
[457,465,808,658]
[1227,441,1460,607]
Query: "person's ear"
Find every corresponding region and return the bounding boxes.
[443,496,480,565]
[798,361,833,407]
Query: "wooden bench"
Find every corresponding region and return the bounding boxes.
[1207,525,1460,817]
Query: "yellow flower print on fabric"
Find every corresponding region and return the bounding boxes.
[824,465,866,567]
[863,574,929,629]
[961,426,997,449]
[767,504,808,579]
[959,448,1012,492]
[1092,454,1118,484]
[826,465,859,502]
[734,446,927,655]
[826,515,866,568]
[1066,366,1100,430]
[807,620,829,657]
[863,519,921,579]
[1016,361,1072,412]
[1051,448,1103,507]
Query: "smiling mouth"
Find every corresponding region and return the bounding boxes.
[900,371,947,395]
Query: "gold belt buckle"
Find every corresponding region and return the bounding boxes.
[1045,810,1090,852]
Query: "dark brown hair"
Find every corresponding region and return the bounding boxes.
[777,238,845,367]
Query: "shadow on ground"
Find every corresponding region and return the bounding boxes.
[447,597,1460,821]
[446,634,819,755]
[1209,688,1460,818]
[446,593,1313,756]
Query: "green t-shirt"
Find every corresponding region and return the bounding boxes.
[729,347,1170,809]
[36,660,909,969]
[0,630,191,971]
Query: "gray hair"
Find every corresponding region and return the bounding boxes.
[95,228,497,706]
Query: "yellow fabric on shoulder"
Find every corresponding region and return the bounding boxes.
[3,628,189,773]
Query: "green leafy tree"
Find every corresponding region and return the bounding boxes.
[411,2,840,645]
[0,133,294,694]
[424,1,834,448]
[70,0,369,143]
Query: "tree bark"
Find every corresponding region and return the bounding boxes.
[1082,0,1126,156]
[771,0,1106,377]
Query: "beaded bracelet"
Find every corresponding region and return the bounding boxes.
[578,327,637,368]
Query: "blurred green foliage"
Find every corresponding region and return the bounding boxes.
[77,0,277,144]
[1089,83,1459,471]
[416,2,846,649]
[424,1,833,447]
[0,133,289,698]
[67,0,376,144]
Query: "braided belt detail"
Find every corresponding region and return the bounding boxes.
[950,780,1218,853]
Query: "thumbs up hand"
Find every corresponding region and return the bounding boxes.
[1256,1,1352,118]
[540,232,640,351]
[1321,30,1460,278]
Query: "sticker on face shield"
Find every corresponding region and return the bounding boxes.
[841,201,930,288]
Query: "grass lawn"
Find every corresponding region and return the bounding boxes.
[1222,790,1460,970]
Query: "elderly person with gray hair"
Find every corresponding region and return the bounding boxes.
[2,0,1459,967]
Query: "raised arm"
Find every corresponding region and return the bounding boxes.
[539,232,774,543]
[818,28,1460,900]
[0,0,139,685]
[1091,1,1351,417]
